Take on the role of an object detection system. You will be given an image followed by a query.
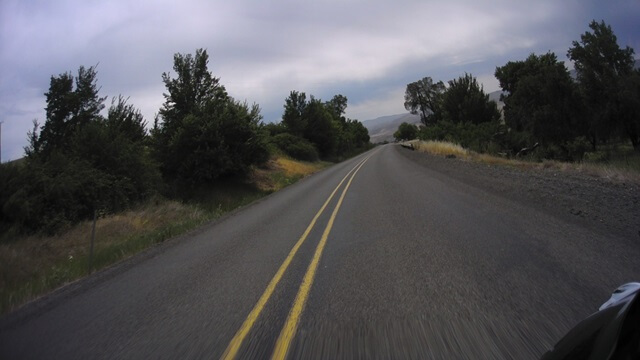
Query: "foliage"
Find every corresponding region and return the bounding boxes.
[403,73,501,153]
[419,120,503,154]
[263,122,288,137]
[279,92,370,160]
[440,73,501,125]
[335,118,370,158]
[282,90,308,136]
[303,97,337,158]
[28,66,106,158]
[3,67,159,235]
[325,94,348,120]
[568,20,638,150]
[152,49,269,184]
[272,133,319,161]
[404,77,445,126]
[394,122,418,141]
[495,52,583,158]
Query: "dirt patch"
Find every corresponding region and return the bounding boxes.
[396,146,640,243]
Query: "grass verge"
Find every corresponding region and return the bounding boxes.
[0,155,328,315]
[408,140,640,183]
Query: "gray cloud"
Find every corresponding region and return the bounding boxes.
[1,0,638,161]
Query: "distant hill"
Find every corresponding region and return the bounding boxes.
[362,113,421,143]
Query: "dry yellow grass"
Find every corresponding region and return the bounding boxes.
[411,140,469,158]
[276,157,324,177]
[251,156,328,192]
[411,140,640,183]
[1,154,331,314]
[0,200,206,314]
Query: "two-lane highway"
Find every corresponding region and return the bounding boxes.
[2,144,639,359]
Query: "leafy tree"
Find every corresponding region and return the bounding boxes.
[325,94,348,121]
[340,118,370,154]
[153,49,268,183]
[278,91,369,160]
[404,77,445,126]
[31,66,106,158]
[440,73,500,125]
[303,97,336,158]
[282,91,308,136]
[495,53,581,156]
[8,87,161,234]
[323,94,369,157]
[73,97,160,205]
[418,120,502,154]
[160,49,228,121]
[272,133,319,161]
[394,122,418,141]
[568,20,637,150]
[3,151,109,233]
[264,122,287,137]
[106,95,147,143]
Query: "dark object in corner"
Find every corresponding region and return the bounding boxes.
[541,282,640,360]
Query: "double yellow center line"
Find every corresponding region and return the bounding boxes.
[222,153,374,360]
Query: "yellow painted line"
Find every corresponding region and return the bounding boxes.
[221,156,369,360]
[271,155,372,360]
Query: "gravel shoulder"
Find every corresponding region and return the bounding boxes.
[396,146,640,244]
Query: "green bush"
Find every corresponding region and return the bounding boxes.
[272,133,319,161]
[419,121,503,153]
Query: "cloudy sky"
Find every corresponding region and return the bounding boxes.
[1,0,639,161]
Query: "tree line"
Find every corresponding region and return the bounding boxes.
[0,49,370,236]
[398,20,640,160]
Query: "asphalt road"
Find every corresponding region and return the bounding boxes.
[1,144,639,359]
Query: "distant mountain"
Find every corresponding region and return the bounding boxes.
[362,113,421,143]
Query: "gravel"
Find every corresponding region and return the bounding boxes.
[396,146,640,244]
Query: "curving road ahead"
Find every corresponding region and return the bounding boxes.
[1,144,639,359]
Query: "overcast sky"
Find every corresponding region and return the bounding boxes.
[1,0,639,161]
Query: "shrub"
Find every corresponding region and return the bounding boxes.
[419,121,503,153]
[272,133,319,161]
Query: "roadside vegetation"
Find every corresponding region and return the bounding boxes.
[410,139,640,183]
[0,49,367,314]
[396,20,640,168]
[0,156,327,314]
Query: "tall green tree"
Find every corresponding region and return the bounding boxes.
[325,94,348,121]
[303,97,336,158]
[11,67,159,233]
[495,53,580,153]
[568,20,637,150]
[31,65,106,158]
[394,122,418,141]
[404,77,445,126]
[153,49,268,183]
[106,95,147,143]
[337,118,370,156]
[440,73,500,125]
[277,91,369,160]
[282,91,308,136]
